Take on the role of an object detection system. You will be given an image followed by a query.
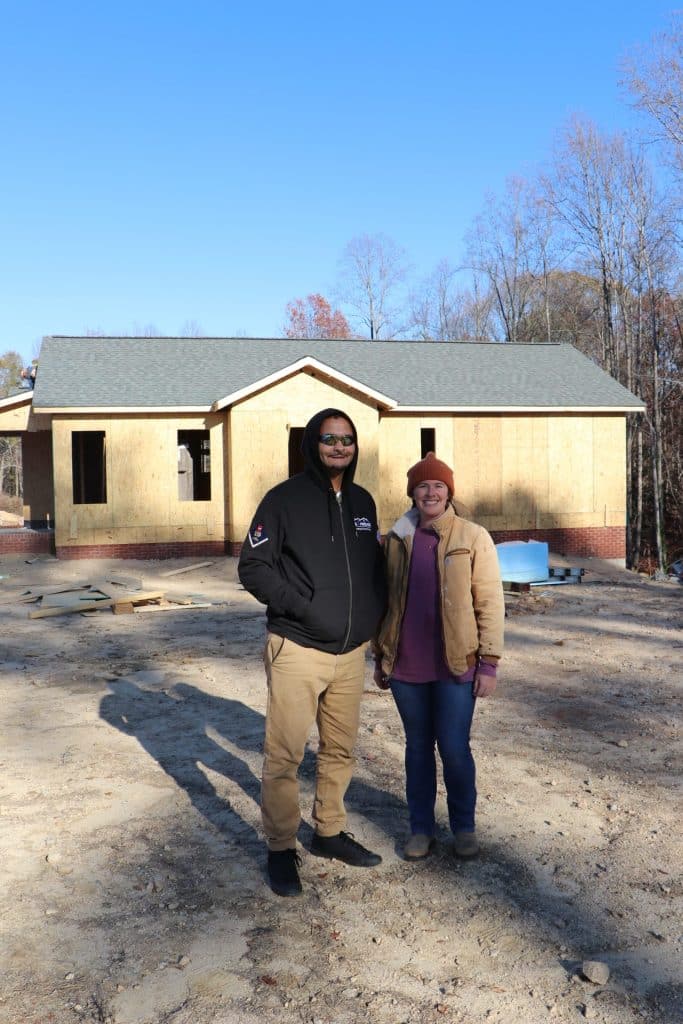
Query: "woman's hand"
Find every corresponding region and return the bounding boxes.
[473,670,497,697]
[473,660,498,697]
[373,661,390,690]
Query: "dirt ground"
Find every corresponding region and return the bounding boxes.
[0,552,681,1024]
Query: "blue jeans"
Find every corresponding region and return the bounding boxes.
[390,677,477,835]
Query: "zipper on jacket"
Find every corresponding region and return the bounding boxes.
[336,494,353,652]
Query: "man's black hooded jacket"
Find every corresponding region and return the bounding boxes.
[237,408,387,654]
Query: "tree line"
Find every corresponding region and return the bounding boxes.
[283,19,682,574]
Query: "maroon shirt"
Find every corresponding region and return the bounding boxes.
[393,526,475,684]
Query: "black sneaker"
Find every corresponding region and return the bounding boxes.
[267,849,302,897]
[310,831,382,867]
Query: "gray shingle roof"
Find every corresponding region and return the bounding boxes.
[32,336,644,411]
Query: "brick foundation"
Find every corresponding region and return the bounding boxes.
[230,527,625,561]
[0,528,55,556]
[489,526,625,559]
[55,540,229,560]
[2,527,625,562]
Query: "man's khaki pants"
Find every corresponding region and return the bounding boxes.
[262,633,366,852]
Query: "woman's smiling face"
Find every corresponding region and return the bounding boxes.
[412,479,449,525]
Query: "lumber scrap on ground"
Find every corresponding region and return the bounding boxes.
[160,561,214,577]
[40,590,106,608]
[165,592,208,605]
[16,583,94,602]
[28,590,165,619]
[105,574,142,590]
[133,602,212,613]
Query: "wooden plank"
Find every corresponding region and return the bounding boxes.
[114,590,164,607]
[106,574,142,590]
[134,603,212,613]
[0,590,35,606]
[18,583,92,600]
[29,599,117,619]
[501,581,531,593]
[28,590,165,619]
[160,561,214,577]
[89,580,125,599]
[112,602,135,615]
[40,590,106,608]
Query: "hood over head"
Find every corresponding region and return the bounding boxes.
[302,407,359,492]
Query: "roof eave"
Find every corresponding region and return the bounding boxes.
[0,391,33,409]
[389,404,645,414]
[33,405,213,414]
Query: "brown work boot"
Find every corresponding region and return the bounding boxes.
[453,831,479,859]
[403,833,435,861]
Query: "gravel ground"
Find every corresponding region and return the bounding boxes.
[0,553,681,1024]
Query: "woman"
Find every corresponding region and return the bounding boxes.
[374,452,504,860]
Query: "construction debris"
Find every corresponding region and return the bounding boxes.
[133,602,212,613]
[548,566,584,581]
[29,590,165,619]
[502,565,585,593]
[10,578,214,618]
[160,561,214,577]
[103,573,143,590]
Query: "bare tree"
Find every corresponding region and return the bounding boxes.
[515,269,603,350]
[465,177,558,343]
[408,260,494,340]
[622,14,683,183]
[85,324,164,337]
[0,350,25,508]
[179,320,206,337]
[542,117,682,569]
[0,350,24,396]
[336,233,409,340]
[544,118,634,378]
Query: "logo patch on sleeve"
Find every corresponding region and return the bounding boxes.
[248,523,269,548]
[354,516,372,532]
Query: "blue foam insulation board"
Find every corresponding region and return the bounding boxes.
[495,540,549,583]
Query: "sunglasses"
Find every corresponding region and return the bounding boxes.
[319,433,355,447]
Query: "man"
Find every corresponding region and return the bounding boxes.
[20,365,36,389]
[238,408,387,897]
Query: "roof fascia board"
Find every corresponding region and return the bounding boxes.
[34,405,212,415]
[33,404,644,415]
[389,405,645,414]
[0,392,33,409]
[212,356,397,411]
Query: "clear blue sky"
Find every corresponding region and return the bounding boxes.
[0,1,675,364]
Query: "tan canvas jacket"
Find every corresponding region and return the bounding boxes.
[376,504,505,678]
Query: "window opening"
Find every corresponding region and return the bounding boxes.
[288,427,305,477]
[177,429,211,500]
[72,431,107,504]
[421,427,436,458]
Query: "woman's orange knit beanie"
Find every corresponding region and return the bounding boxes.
[406,451,455,496]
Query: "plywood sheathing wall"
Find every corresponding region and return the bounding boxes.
[229,371,380,540]
[51,413,225,549]
[377,412,626,535]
